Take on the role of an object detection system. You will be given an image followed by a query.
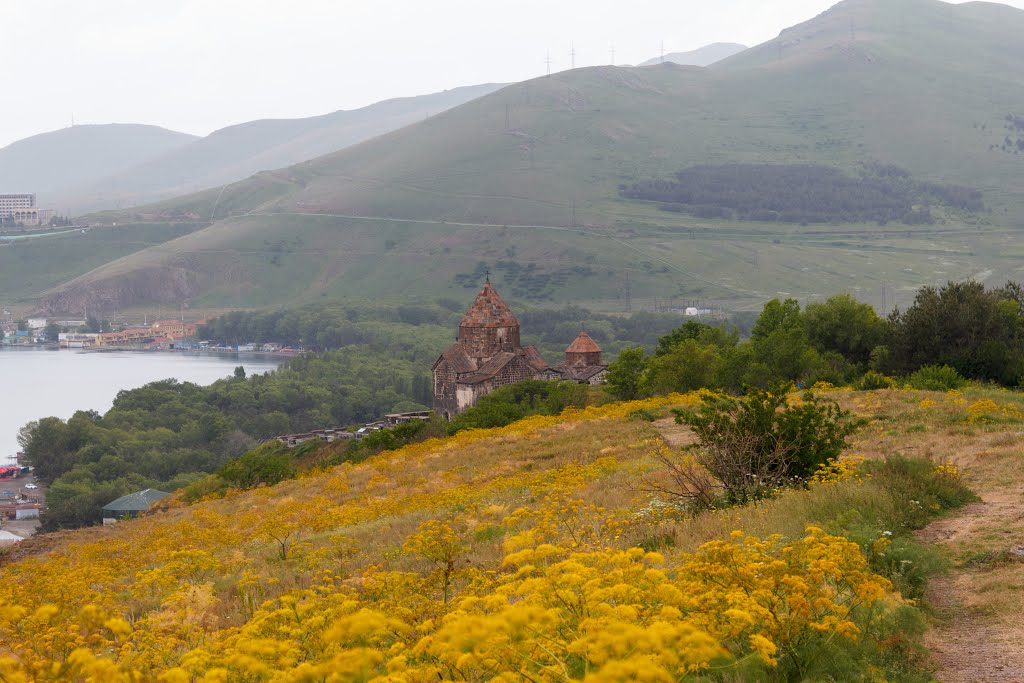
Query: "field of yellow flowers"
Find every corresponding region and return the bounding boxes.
[0,387,1016,682]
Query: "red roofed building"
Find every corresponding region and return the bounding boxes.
[432,279,607,418]
[551,329,609,384]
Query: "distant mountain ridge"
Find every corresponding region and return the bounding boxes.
[53,83,506,213]
[638,42,747,67]
[0,125,197,202]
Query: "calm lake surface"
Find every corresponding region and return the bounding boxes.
[0,348,283,462]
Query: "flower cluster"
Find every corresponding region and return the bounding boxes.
[810,456,866,486]
[965,398,1024,424]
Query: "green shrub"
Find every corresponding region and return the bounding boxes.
[858,370,896,390]
[907,365,965,391]
[217,442,297,489]
[669,386,863,506]
[448,380,589,434]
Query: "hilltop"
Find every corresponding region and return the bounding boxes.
[638,42,748,67]
[23,0,1024,314]
[1,387,1021,679]
[52,84,505,214]
[0,124,197,201]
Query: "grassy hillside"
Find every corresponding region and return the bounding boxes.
[33,0,1024,314]
[0,223,207,308]
[0,124,196,199]
[55,84,506,214]
[1,387,1015,679]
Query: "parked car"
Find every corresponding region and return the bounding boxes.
[25,483,38,490]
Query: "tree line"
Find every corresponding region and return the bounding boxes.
[622,163,983,225]
[198,300,688,362]
[605,280,1024,400]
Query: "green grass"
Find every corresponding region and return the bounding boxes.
[0,222,205,307]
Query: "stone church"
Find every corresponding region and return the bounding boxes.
[432,278,608,418]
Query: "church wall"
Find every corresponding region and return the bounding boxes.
[566,350,603,367]
[455,382,486,414]
[433,359,460,419]
[459,325,521,358]
[495,357,538,387]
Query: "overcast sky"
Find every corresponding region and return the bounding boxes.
[3,0,1023,148]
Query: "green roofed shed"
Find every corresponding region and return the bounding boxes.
[102,489,170,522]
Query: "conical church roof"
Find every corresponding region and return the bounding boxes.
[460,279,519,329]
[565,329,602,354]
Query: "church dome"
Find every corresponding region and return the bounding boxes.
[564,328,603,367]
[460,279,519,329]
[458,278,521,358]
[565,329,601,354]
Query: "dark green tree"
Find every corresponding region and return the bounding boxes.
[889,281,1023,385]
[605,346,649,401]
[804,294,890,365]
[750,299,818,383]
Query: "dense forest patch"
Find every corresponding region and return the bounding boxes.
[622,163,983,225]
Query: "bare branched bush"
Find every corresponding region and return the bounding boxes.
[648,430,791,511]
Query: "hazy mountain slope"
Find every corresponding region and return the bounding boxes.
[38,0,1024,314]
[54,84,505,213]
[638,42,747,67]
[0,124,196,201]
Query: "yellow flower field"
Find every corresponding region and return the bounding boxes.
[0,388,1004,681]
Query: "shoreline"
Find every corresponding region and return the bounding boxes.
[0,345,301,358]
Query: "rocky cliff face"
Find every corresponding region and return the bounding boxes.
[40,252,249,316]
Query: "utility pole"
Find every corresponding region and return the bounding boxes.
[624,272,632,312]
[546,50,552,76]
[570,43,576,70]
[610,42,616,65]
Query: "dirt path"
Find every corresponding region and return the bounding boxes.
[652,397,1024,680]
[919,483,1024,682]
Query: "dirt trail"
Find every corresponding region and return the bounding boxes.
[920,484,1024,682]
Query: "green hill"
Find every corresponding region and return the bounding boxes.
[0,124,197,200]
[34,0,1024,315]
[53,84,506,214]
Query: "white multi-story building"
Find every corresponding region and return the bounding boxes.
[0,194,52,226]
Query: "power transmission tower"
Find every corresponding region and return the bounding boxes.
[570,43,576,69]
[624,272,632,312]
[546,50,552,76]
[660,40,665,63]
[610,42,616,65]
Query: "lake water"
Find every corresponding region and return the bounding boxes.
[0,348,283,463]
